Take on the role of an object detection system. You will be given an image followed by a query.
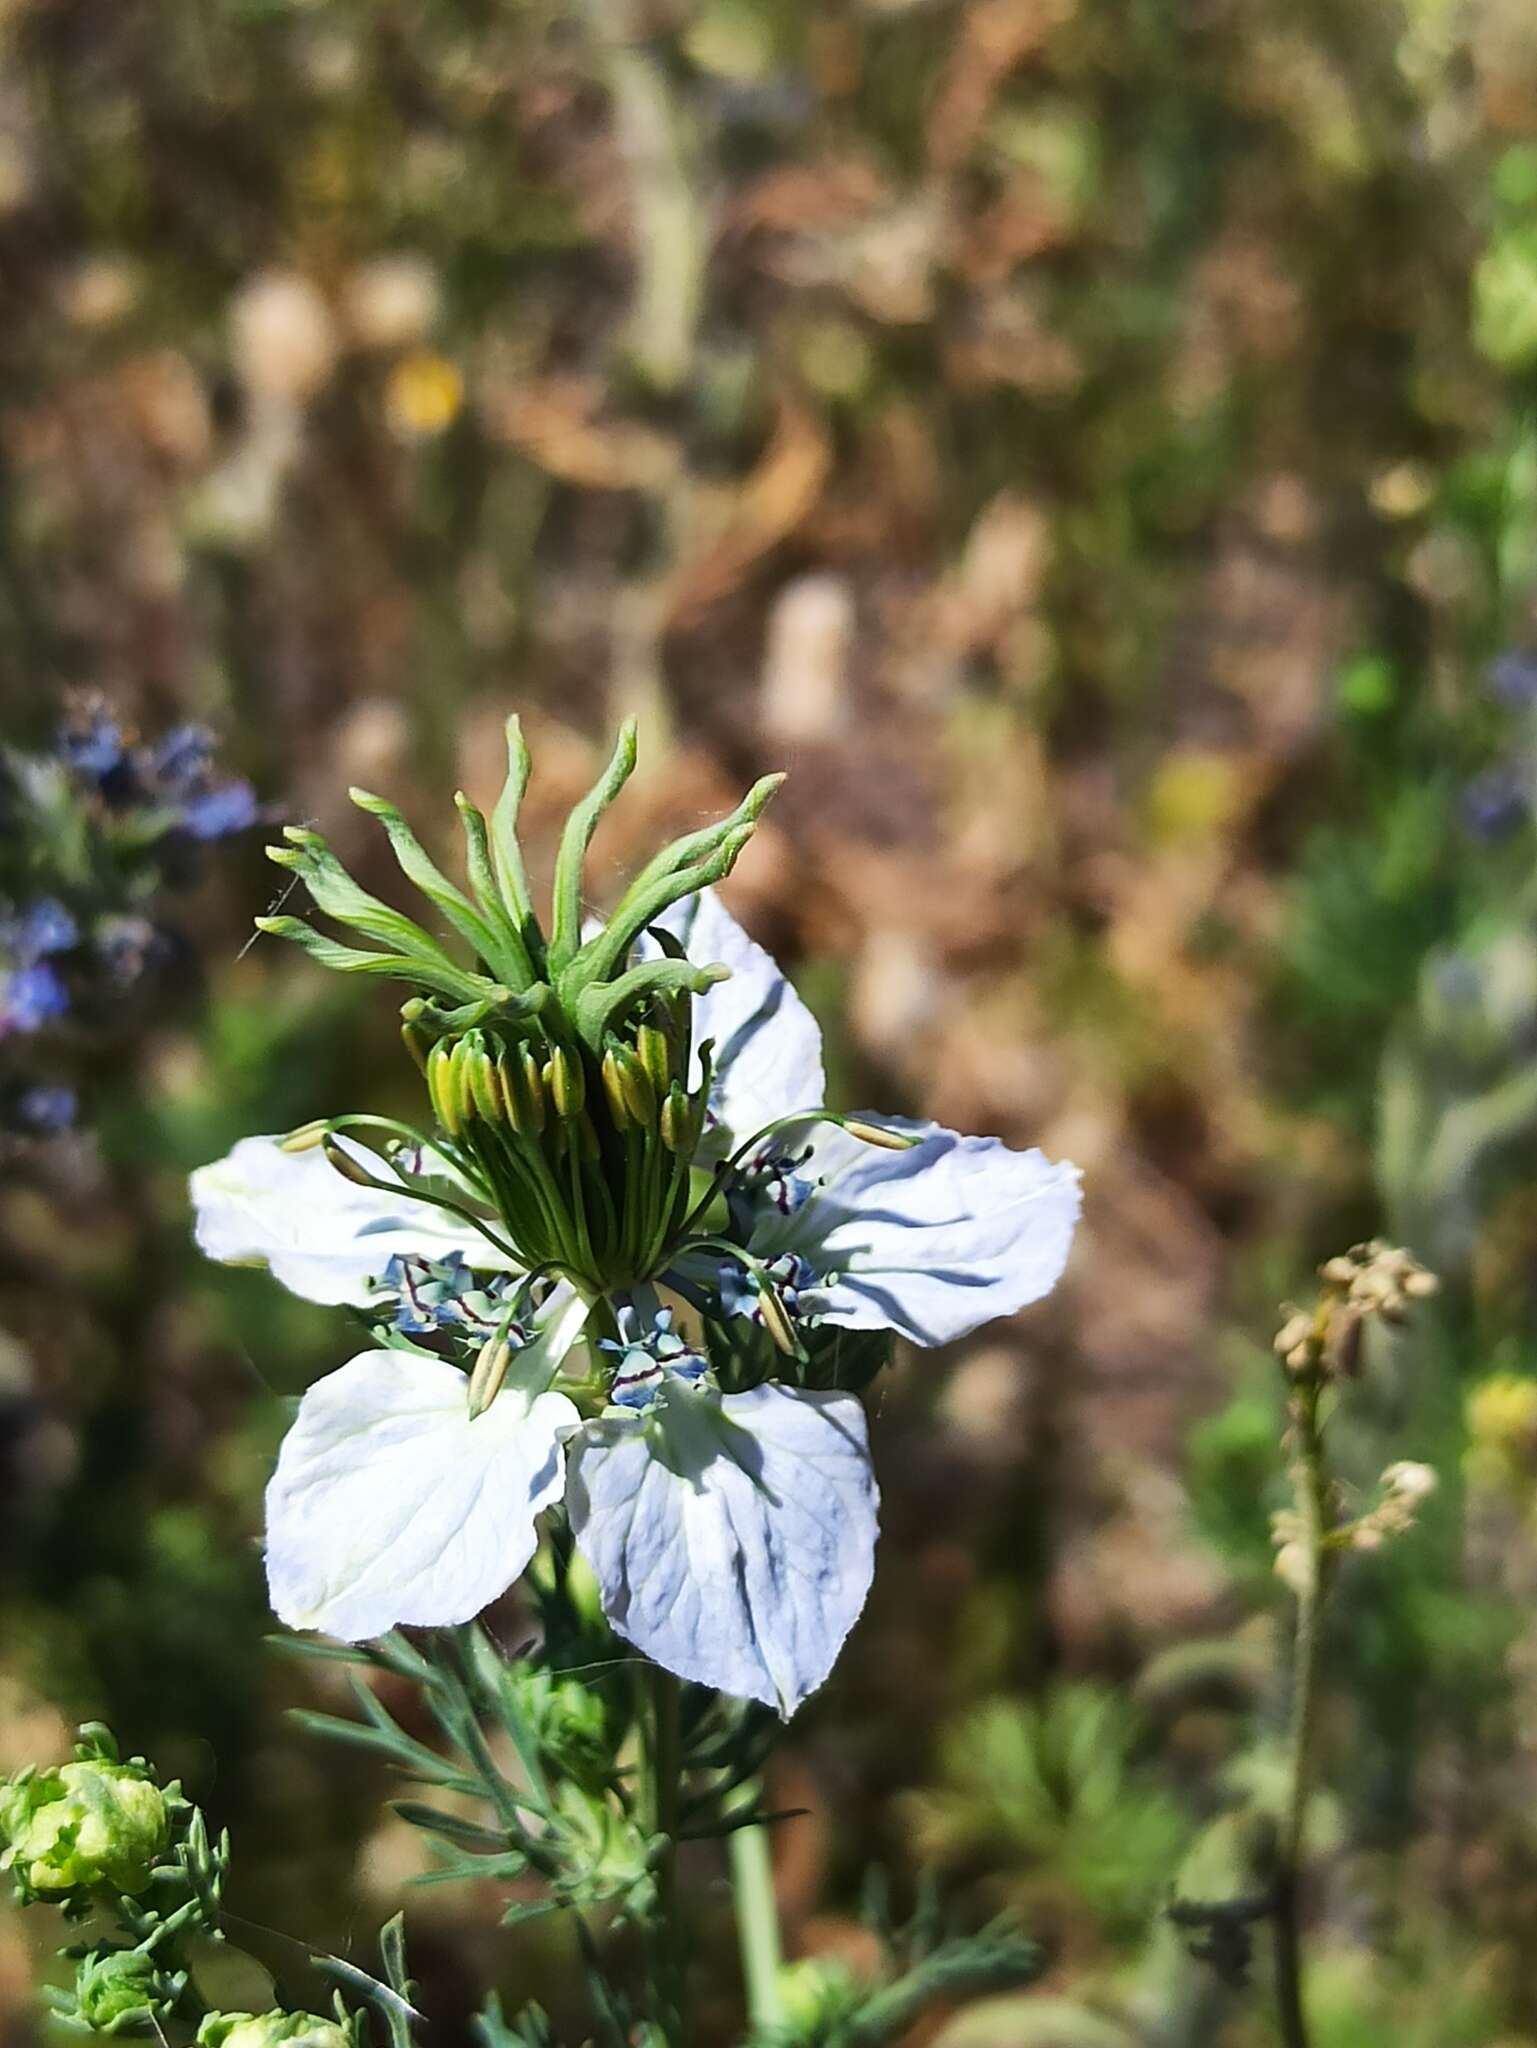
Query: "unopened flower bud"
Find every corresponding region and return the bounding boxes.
[545,1045,585,1118]
[426,1040,466,1137]
[610,1044,657,1128]
[197,2013,352,2048]
[464,1042,505,1127]
[1382,1459,1437,1503]
[635,1021,671,1097]
[775,1957,862,2037]
[1273,1311,1313,1359]
[400,1018,435,1074]
[500,1048,546,1137]
[601,1049,631,1132]
[75,1946,173,2030]
[842,1118,918,1150]
[322,1137,377,1189]
[0,1760,168,1897]
[659,1082,697,1156]
[279,1120,329,1154]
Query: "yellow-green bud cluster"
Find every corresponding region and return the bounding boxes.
[416,986,713,1291]
[0,1758,168,1899]
[198,2013,352,2048]
[74,1946,180,2033]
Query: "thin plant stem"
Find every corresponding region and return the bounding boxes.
[1273,1377,1329,2048]
[729,1805,786,2037]
[647,1665,687,2046]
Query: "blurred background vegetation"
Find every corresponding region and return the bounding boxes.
[6,0,1537,2040]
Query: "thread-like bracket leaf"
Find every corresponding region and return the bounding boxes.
[547,720,639,975]
[351,787,531,988]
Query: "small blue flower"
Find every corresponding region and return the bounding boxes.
[1462,765,1529,841]
[1489,650,1537,706]
[59,710,128,783]
[180,780,260,842]
[14,1084,78,1133]
[150,724,216,794]
[1,962,70,1034]
[12,899,78,959]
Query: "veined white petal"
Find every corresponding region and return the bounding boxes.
[658,890,825,1147]
[753,1117,1081,1347]
[190,1133,516,1307]
[265,1293,589,1640]
[567,1383,877,1716]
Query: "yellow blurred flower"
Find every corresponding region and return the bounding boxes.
[384,351,464,441]
[1143,750,1246,848]
[1465,1372,1537,1495]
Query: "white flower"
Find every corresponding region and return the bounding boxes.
[566,1382,877,1716]
[190,893,1078,1714]
[653,889,825,1152]
[265,1292,588,1640]
[668,891,1082,1347]
[190,1132,513,1306]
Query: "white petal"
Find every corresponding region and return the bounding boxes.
[754,1117,1081,1347]
[190,1134,515,1307]
[567,1383,877,1715]
[658,890,826,1145]
[265,1294,589,1640]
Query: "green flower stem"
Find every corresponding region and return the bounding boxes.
[647,1665,687,2048]
[1274,1376,1330,2048]
[728,1805,785,2037]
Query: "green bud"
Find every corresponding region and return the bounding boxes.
[321,1137,379,1190]
[499,1047,546,1136]
[609,1044,657,1127]
[75,1946,175,2031]
[0,1760,168,1897]
[635,1021,671,1097]
[464,1042,506,1126]
[544,1044,585,1117]
[842,1118,918,1151]
[426,1040,466,1138]
[400,1018,435,1074]
[776,1957,862,2037]
[601,1049,632,1132]
[659,1083,697,1156]
[197,2013,352,2048]
[278,1120,328,1154]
